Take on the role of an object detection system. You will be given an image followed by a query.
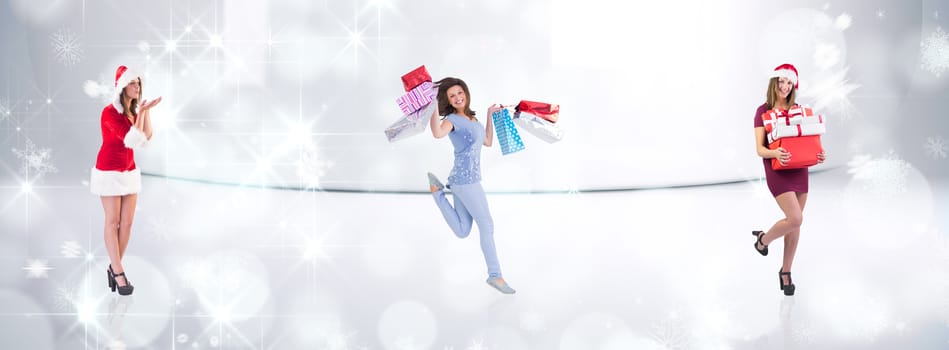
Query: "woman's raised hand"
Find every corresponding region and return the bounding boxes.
[139,96,162,112]
[486,104,502,117]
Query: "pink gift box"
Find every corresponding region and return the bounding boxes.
[396,81,436,115]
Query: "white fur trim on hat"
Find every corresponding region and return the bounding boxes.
[112,67,143,114]
[771,69,798,85]
[90,168,141,196]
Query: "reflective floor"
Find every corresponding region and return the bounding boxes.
[1,167,947,349]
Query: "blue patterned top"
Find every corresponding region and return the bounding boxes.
[445,113,484,186]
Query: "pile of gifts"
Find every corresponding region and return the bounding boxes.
[761,106,826,170]
[384,65,438,142]
[384,65,564,156]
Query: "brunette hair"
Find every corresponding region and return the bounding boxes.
[435,77,475,117]
[121,78,141,117]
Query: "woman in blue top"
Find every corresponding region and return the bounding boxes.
[427,77,515,294]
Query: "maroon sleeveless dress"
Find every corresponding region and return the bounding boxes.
[754,103,808,197]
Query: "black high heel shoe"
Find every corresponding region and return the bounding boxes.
[107,265,115,292]
[779,270,795,296]
[752,230,769,256]
[110,269,134,296]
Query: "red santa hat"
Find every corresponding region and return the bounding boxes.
[112,65,143,113]
[770,63,799,89]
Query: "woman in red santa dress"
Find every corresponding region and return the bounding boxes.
[90,65,161,296]
[751,63,825,296]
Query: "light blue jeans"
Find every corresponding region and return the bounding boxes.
[432,182,502,278]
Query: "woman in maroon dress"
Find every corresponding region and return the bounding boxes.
[751,64,825,296]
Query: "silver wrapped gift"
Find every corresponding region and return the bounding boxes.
[384,101,437,142]
[513,111,564,143]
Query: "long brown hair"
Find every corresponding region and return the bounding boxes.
[766,77,796,109]
[436,77,475,117]
[121,78,141,118]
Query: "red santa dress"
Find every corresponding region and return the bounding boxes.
[90,66,149,196]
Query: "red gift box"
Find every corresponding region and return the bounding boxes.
[769,135,823,170]
[516,100,559,123]
[401,65,432,92]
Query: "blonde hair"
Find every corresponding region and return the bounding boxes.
[766,77,796,109]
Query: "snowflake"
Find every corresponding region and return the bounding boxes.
[649,314,691,350]
[847,152,911,198]
[296,147,333,190]
[804,67,860,119]
[920,27,949,77]
[835,13,852,30]
[60,241,83,258]
[876,9,885,19]
[0,98,10,122]
[176,334,189,343]
[466,338,487,350]
[793,324,816,344]
[50,28,83,66]
[148,215,173,242]
[924,136,947,159]
[12,139,58,180]
[23,259,52,278]
[53,286,76,311]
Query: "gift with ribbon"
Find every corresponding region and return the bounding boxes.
[396,81,436,115]
[761,106,826,144]
[767,123,826,144]
[492,108,525,155]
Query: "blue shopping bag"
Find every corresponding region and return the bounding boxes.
[491,109,525,155]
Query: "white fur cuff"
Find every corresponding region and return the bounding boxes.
[123,127,149,149]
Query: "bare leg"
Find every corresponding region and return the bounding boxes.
[758,192,804,247]
[780,192,807,284]
[101,196,125,286]
[117,194,137,259]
